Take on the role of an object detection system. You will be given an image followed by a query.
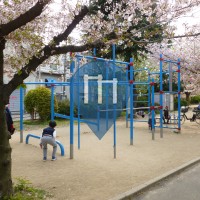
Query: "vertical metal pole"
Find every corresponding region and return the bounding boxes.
[126,64,129,128]
[70,60,75,159]
[148,70,151,114]
[51,85,54,121]
[97,106,100,131]
[169,62,173,94]
[20,87,24,143]
[159,54,163,138]
[63,54,67,95]
[93,48,96,56]
[177,59,181,133]
[130,58,134,145]
[151,79,155,140]
[106,62,109,130]
[169,61,172,111]
[112,44,117,159]
[77,58,81,150]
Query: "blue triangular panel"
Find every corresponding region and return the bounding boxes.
[73,60,127,140]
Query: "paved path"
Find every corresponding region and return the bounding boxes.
[133,163,200,200]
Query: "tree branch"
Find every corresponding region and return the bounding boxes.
[52,6,89,45]
[167,32,200,39]
[4,5,92,95]
[126,32,200,45]
[1,0,51,36]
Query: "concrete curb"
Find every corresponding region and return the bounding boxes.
[109,157,200,200]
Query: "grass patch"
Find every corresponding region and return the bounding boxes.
[14,118,70,131]
[4,178,52,200]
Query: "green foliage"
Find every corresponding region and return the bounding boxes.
[57,99,77,117]
[24,87,58,121]
[88,1,165,61]
[154,74,184,92]
[24,90,36,118]
[136,95,148,107]
[174,98,188,110]
[190,95,200,104]
[4,178,51,200]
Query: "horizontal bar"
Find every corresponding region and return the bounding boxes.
[76,54,129,65]
[132,120,148,122]
[163,59,178,64]
[54,113,97,125]
[134,101,148,103]
[25,82,70,86]
[155,126,177,129]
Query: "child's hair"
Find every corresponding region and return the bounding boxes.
[49,120,57,128]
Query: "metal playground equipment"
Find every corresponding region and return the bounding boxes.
[18,45,181,159]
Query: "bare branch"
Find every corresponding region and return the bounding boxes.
[167,32,200,39]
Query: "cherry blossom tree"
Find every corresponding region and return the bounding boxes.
[147,36,200,98]
[0,0,200,198]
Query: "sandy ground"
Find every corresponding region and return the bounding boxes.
[10,110,200,200]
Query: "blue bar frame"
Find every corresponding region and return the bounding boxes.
[26,133,65,156]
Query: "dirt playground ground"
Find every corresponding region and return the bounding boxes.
[11,111,200,200]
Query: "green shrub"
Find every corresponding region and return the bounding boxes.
[190,95,200,104]
[136,95,148,107]
[24,87,58,121]
[23,90,37,119]
[57,99,77,117]
[174,98,188,110]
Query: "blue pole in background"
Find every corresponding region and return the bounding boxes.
[20,86,24,143]
[126,64,129,128]
[177,59,181,132]
[112,44,117,158]
[51,85,55,121]
[151,78,155,140]
[77,57,81,150]
[70,60,75,159]
[159,54,163,138]
[106,62,109,130]
[148,70,151,114]
[129,58,134,145]
[93,48,96,57]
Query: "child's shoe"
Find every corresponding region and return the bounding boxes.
[51,157,57,161]
[43,157,47,162]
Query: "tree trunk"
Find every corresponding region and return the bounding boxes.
[185,92,191,103]
[0,99,13,199]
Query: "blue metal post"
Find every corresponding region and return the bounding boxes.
[112,44,117,158]
[93,48,96,56]
[151,78,155,140]
[129,58,134,145]
[177,59,181,132]
[126,64,129,128]
[20,87,24,143]
[148,70,151,114]
[106,61,109,130]
[159,54,163,138]
[51,85,55,121]
[77,57,81,150]
[70,60,75,159]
